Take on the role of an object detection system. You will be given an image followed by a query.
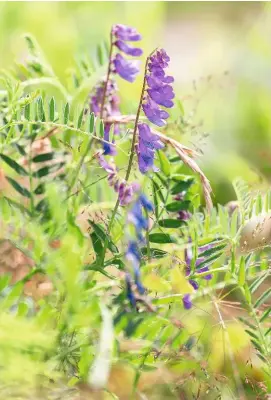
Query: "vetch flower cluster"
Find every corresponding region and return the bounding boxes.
[90,79,120,155]
[112,24,143,83]
[182,242,213,310]
[136,49,174,174]
[125,194,153,306]
[143,49,174,127]
[97,153,139,206]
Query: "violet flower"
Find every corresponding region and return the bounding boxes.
[136,123,164,174]
[183,294,192,310]
[125,194,154,304]
[113,54,140,83]
[112,24,142,41]
[112,24,142,82]
[182,242,214,310]
[142,49,174,127]
[136,48,174,175]
[90,79,120,155]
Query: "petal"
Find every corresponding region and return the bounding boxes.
[112,24,142,41]
[113,54,140,83]
[115,40,143,56]
[182,294,192,310]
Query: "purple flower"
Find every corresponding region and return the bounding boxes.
[142,49,175,127]
[183,294,192,310]
[147,85,174,108]
[185,242,214,281]
[113,54,140,83]
[125,194,153,306]
[139,194,154,212]
[103,124,116,156]
[142,97,169,127]
[115,40,143,57]
[96,153,139,206]
[128,198,148,238]
[137,123,164,174]
[181,241,215,309]
[111,25,142,83]
[177,210,191,221]
[90,79,121,154]
[112,24,142,41]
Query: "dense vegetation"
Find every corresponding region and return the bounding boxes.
[0,23,270,400]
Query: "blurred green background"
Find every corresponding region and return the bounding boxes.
[1,1,271,204]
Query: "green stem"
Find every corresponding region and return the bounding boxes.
[67,34,114,197]
[99,57,149,266]
[29,141,35,215]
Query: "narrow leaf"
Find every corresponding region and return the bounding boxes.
[199,242,228,258]
[64,103,70,125]
[34,183,45,195]
[24,103,31,121]
[149,233,175,244]
[141,247,168,258]
[88,221,118,254]
[249,272,268,294]
[90,232,103,256]
[3,196,31,215]
[77,108,84,129]
[238,317,256,330]
[6,177,31,198]
[170,178,194,195]
[88,113,95,133]
[49,97,55,121]
[158,219,186,228]
[32,152,55,163]
[238,256,246,286]
[32,162,65,178]
[254,288,271,309]
[166,200,190,212]
[0,154,28,176]
[196,252,223,270]
[37,97,45,122]
[99,120,104,138]
[260,307,271,322]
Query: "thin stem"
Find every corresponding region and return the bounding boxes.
[100,57,150,266]
[100,30,114,121]
[28,141,35,216]
[67,33,114,197]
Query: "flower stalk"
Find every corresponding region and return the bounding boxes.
[99,57,149,265]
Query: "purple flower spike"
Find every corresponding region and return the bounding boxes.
[113,54,140,83]
[115,40,143,57]
[111,25,142,83]
[137,123,164,174]
[183,294,192,310]
[142,48,174,127]
[112,24,142,41]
